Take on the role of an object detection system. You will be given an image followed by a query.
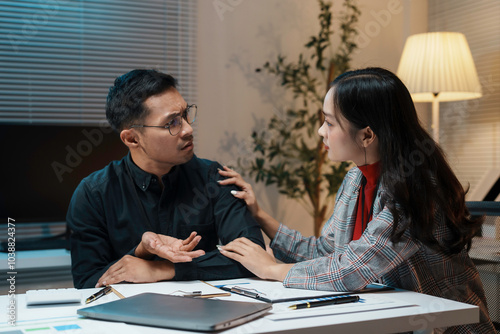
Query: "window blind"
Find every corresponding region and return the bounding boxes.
[428,0,500,193]
[0,0,197,125]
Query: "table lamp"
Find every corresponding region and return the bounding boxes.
[397,32,482,143]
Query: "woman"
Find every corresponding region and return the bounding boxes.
[218,67,494,333]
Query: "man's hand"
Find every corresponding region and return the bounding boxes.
[135,231,205,262]
[96,255,175,287]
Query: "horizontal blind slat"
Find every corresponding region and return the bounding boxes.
[0,0,197,126]
[429,0,500,193]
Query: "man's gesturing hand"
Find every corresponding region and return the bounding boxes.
[135,231,205,262]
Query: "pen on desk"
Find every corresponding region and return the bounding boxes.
[288,295,360,310]
[231,286,260,299]
[85,286,113,304]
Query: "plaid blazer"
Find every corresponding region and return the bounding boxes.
[271,167,494,333]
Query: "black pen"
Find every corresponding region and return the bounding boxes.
[85,286,113,304]
[288,295,360,310]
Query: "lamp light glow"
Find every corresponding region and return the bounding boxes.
[397,32,482,142]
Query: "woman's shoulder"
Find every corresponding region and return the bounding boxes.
[333,166,362,202]
[342,166,362,188]
[345,165,360,178]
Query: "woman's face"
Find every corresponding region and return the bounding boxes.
[318,88,365,165]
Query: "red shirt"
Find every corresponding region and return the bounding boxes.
[352,161,381,240]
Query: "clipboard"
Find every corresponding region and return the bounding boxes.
[217,281,393,303]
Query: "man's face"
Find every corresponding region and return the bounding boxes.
[133,88,194,174]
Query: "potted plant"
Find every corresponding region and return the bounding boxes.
[239,0,360,236]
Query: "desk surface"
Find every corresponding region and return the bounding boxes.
[0,280,479,334]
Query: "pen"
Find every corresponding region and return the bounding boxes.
[85,286,113,304]
[182,290,203,297]
[288,295,360,310]
[231,286,260,299]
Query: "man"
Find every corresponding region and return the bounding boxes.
[67,69,265,289]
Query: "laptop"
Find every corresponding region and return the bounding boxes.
[77,293,271,332]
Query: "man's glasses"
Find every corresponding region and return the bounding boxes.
[130,104,197,136]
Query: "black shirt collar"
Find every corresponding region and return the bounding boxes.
[125,152,181,191]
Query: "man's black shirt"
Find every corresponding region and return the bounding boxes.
[67,153,264,288]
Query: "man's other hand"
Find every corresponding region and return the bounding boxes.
[135,231,205,262]
[96,255,175,287]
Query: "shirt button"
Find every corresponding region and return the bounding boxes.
[142,184,146,189]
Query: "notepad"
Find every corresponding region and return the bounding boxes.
[215,278,393,303]
[77,293,271,332]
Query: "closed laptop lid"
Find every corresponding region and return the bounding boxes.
[77,293,271,332]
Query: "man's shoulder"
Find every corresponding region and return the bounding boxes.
[176,156,225,188]
[79,156,127,190]
[181,155,222,174]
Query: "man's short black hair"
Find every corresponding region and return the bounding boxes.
[105,69,177,131]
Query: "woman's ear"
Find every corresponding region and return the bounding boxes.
[120,129,139,149]
[359,126,377,148]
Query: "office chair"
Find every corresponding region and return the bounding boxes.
[467,201,500,331]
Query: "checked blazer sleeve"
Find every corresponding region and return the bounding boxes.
[280,206,421,292]
[269,173,349,264]
[270,168,421,292]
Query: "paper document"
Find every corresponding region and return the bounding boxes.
[0,318,141,334]
[212,277,392,303]
[267,294,417,320]
[110,280,229,298]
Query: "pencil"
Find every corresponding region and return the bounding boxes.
[110,287,125,299]
[199,280,231,298]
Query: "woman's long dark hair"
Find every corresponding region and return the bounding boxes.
[331,67,482,253]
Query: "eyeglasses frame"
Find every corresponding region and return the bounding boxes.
[129,104,197,136]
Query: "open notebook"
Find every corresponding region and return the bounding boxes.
[77,293,271,332]
[215,278,393,303]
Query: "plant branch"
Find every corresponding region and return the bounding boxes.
[241,0,359,236]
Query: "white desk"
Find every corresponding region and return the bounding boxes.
[0,280,479,334]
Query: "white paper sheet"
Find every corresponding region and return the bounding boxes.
[267,294,416,320]
[211,277,349,302]
[0,318,141,334]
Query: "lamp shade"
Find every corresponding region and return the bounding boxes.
[397,32,482,102]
